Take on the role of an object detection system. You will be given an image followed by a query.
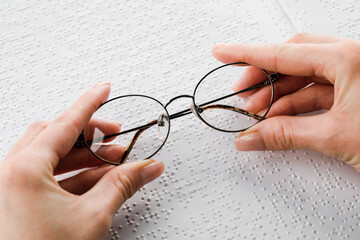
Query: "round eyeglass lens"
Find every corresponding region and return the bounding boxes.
[193,64,273,132]
[84,95,170,165]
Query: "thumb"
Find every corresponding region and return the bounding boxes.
[235,115,330,152]
[84,159,164,215]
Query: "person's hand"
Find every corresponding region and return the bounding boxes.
[0,83,164,240]
[212,33,360,172]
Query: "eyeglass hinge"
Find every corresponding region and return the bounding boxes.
[74,133,86,148]
[262,73,280,86]
[269,73,280,82]
[196,106,204,113]
[157,114,169,127]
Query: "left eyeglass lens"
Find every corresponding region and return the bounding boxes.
[84,95,170,165]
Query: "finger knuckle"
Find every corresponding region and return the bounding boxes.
[266,119,295,150]
[67,118,83,135]
[10,160,41,184]
[281,95,297,115]
[338,40,360,65]
[288,32,310,43]
[271,44,289,71]
[94,210,113,230]
[313,113,341,152]
[29,121,48,131]
[83,91,102,114]
[111,170,140,201]
[80,201,112,231]
[55,118,82,137]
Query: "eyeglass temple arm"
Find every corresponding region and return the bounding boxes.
[117,104,264,164]
[169,72,279,120]
[202,72,279,106]
[118,123,154,164]
[74,72,280,148]
[74,120,157,148]
[75,120,156,164]
[200,104,263,120]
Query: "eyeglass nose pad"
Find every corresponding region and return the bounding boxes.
[157,113,169,140]
[190,103,209,122]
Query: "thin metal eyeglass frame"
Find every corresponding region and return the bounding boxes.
[76,62,279,165]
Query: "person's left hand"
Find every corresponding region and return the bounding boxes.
[0,82,164,240]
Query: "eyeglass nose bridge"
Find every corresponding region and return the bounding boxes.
[164,94,194,108]
[165,94,209,122]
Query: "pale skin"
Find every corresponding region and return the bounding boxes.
[0,33,359,239]
[0,83,165,240]
[213,33,360,172]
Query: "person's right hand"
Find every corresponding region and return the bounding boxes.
[212,33,360,172]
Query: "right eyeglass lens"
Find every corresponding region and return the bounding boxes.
[193,64,273,132]
[83,95,170,165]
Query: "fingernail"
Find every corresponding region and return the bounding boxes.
[232,84,237,93]
[139,160,164,185]
[257,109,267,116]
[137,159,155,168]
[243,99,252,110]
[212,44,227,51]
[232,78,242,92]
[235,130,265,151]
[105,119,122,127]
[94,82,111,88]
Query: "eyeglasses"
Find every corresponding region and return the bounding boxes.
[75,62,279,165]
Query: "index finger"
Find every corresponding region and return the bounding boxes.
[224,34,341,97]
[212,43,338,82]
[31,82,111,168]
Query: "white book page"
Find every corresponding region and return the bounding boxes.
[0,1,359,239]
